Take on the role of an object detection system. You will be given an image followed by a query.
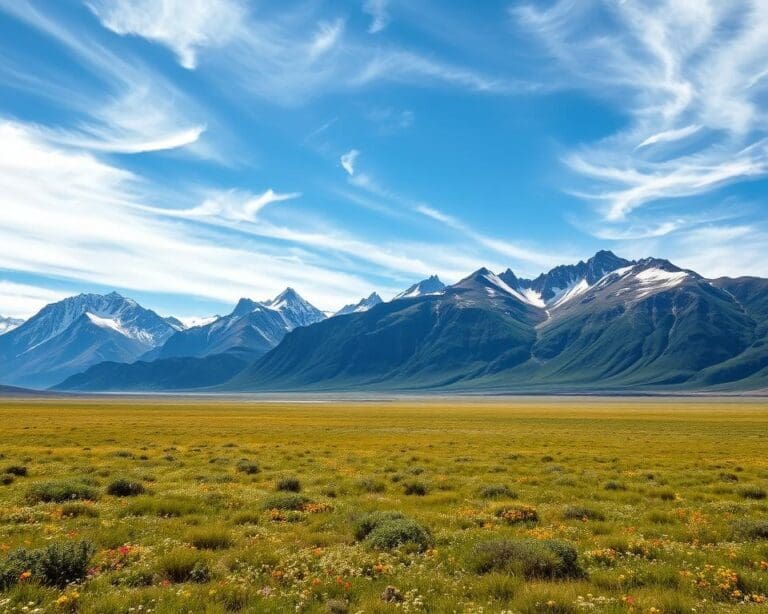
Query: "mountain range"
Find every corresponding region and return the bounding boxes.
[2,251,767,393]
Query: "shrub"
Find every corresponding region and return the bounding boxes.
[494,504,539,524]
[469,538,582,579]
[157,548,210,583]
[354,511,405,540]
[604,481,627,491]
[61,503,98,518]
[27,481,98,503]
[403,481,428,496]
[5,465,28,477]
[365,518,431,552]
[0,540,94,589]
[123,496,199,517]
[1,474,13,486]
[236,460,260,475]
[262,493,309,511]
[188,527,233,550]
[740,486,767,500]
[562,505,605,521]
[478,484,517,499]
[326,599,348,614]
[106,478,145,497]
[276,477,301,492]
[734,519,768,539]
[356,478,386,493]
[232,511,260,525]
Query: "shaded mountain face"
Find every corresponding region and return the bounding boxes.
[151,288,326,361]
[0,292,176,389]
[230,254,768,393]
[230,268,546,390]
[54,352,250,393]
[394,275,446,300]
[0,315,24,335]
[334,293,383,317]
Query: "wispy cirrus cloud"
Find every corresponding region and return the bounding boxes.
[86,0,243,70]
[514,0,768,224]
[363,0,390,34]
[0,0,209,156]
[86,0,531,104]
[142,189,301,223]
[415,205,569,272]
[0,281,67,319]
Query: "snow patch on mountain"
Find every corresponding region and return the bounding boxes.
[520,289,546,308]
[635,268,689,298]
[550,279,590,309]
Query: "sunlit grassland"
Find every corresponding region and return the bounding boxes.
[1,397,767,613]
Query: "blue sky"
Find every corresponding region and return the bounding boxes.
[1,0,767,319]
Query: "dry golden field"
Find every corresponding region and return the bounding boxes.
[0,397,767,613]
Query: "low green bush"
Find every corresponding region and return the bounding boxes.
[734,519,768,539]
[262,493,309,511]
[354,511,430,551]
[27,481,98,503]
[157,548,210,583]
[188,527,233,550]
[236,459,260,475]
[562,505,605,521]
[469,538,582,579]
[478,484,517,499]
[106,478,145,497]
[5,465,28,477]
[740,486,767,500]
[403,481,428,496]
[276,477,301,492]
[354,511,404,540]
[0,540,94,589]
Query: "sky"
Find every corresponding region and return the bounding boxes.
[1,0,767,319]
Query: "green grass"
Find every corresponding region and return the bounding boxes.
[0,397,767,612]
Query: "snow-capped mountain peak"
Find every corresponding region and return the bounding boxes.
[395,275,446,300]
[264,288,326,329]
[334,292,383,317]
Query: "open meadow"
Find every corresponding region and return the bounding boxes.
[0,397,767,613]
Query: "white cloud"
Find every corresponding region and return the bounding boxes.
[0,281,67,319]
[0,119,517,310]
[309,19,345,59]
[415,205,571,271]
[0,0,211,156]
[0,120,376,310]
[341,149,360,176]
[515,0,768,224]
[145,189,301,223]
[84,0,526,105]
[636,124,701,149]
[86,0,243,69]
[363,0,390,34]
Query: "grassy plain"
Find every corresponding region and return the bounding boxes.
[0,397,767,613]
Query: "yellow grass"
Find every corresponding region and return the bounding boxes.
[0,397,767,613]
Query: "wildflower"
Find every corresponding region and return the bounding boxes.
[19,570,32,581]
